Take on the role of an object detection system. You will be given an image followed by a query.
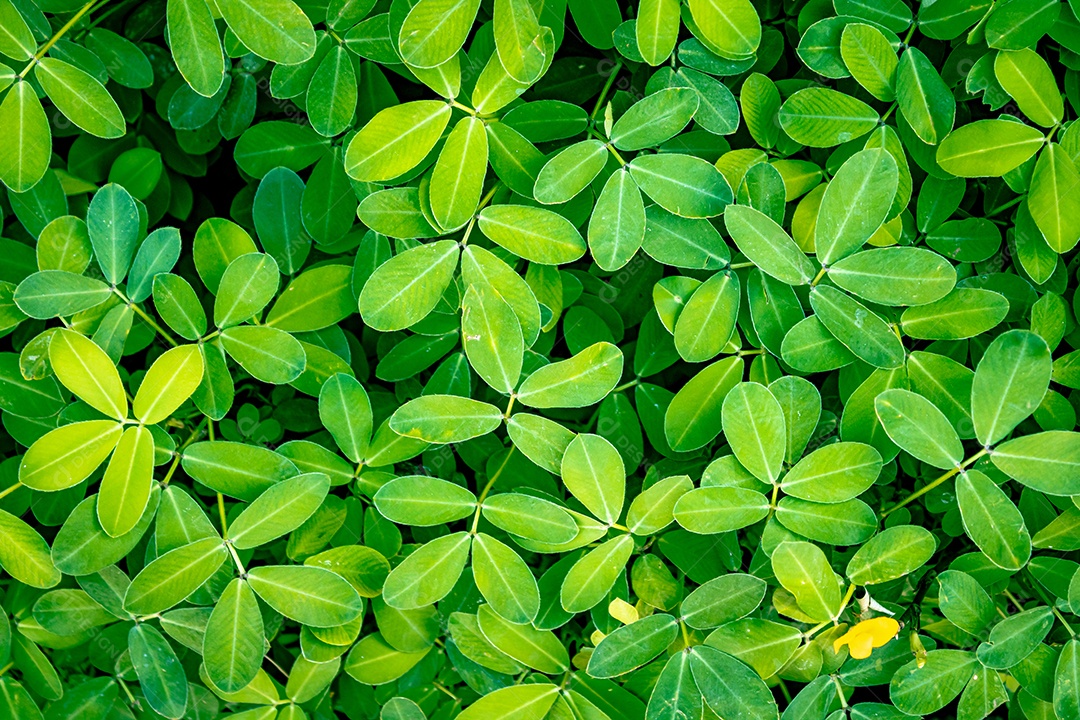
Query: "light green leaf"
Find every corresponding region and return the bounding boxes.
[389,395,503,444]
[216,0,316,64]
[359,240,460,331]
[247,565,363,627]
[35,58,125,138]
[344,101,452,182]
[972,330,1051,446]
[561,433,625,525]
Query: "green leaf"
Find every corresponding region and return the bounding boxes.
[478,205,587,264]
[780,442,882,503]
[956,469,1030,572]
[265,264,355,332]
[462,282,523,395]
[771,541,841,622]
[493,0,546,83]
[517,341,623,409]
[307,45,356,137]
[213,252,279,329]
[682,573,766,629]
[13,271,110,319]
[815,148,898,265]
[35,58,125,139]
[874,389,963,469]
[0,509,60,589]
[477,603,569,673]
[374,475,477,526]
[690,644,779,720]
[673,487,770,533]
[133,344,204,425]
[895,47,954,145]
[216,0,316,64]
[229,472,330,550]
[397,0,481,68]
[358,240,460,331]
[1029,144,1080,254]
[588,613,679,678]
[900,287,1009,340]
[318,374,372,464]
[560,534,633,612]
[846,525,936,585]
[389,395,503,443]
[48,328,126,420]
[778,88,879,147]
[890,650,977,715]
[978,606,1054,669]
[810,285,905,369]
[345,101,452,182]
[0,81,51,192]
[687,0,761,59]
[124,538,228,614]
[828,247,956,306]
[840,23,898,101]
[991,430,1080,495]
[586,167,646,266]
[637,0,680,65]
[665,357,743,452]
[972,330,1051,446]
[505,413,574,473]
[430,116,488,230]
[674,270,739,362]
[382,532,471,609]
[1056,638,1080,720]
[534,139,607,205]
[994,48,1063,127]
[936,120,1045,177]
[455,683,559,720]
[203,578,264,693]
[87,183,140,286]
[220,325,306,384]
[722,382,785,484]
[97,425,155,537]
[647,651,702,720]
[247,565,363,626]
[937,570,996,635]
[181,441,298,501]
[561,433,625,524]
[166,0,225,96]
[724,204,814,285]
[473,532,540,623]
[626,474,693,536]
[611,88,699,151]
[129,624,188,719]
[482,493,577,543]
[628,153,732,218]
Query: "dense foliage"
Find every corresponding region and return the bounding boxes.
[1,0,1080,718]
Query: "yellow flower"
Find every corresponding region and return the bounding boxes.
[833,617,901,660]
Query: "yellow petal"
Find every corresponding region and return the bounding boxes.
[848,633,876,660]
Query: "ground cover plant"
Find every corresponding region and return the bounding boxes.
[0,0,1079,718]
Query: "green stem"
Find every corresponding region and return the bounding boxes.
[883,448,988,516]
[832,675,848,709]
[612,378,640,393]
[590,60,623,121]
[160,417,207,487]
[19,0,97,78]
[809,267,828,287]
[470,447,515,533]
[217,492,229,539]
[0,482,22,502]
[729,261,756,269]
[113,289,179,347]
[986,195,1023,218]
